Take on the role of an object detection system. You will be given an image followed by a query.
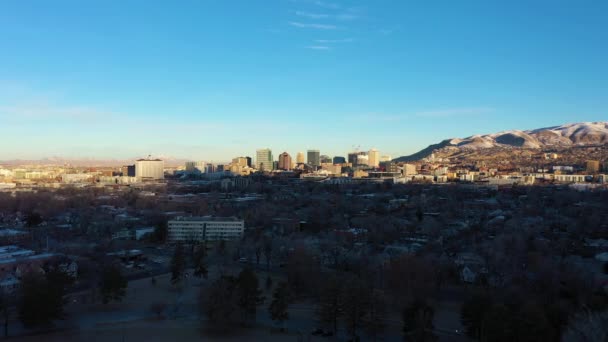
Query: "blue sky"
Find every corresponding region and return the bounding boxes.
[1,0,607,161]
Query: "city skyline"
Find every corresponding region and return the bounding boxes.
[1,1,607,160]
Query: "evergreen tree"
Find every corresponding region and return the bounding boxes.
[200,276,240,331]
[192,244,208,279]
[18,270,70,329]
[268,282,290,331]
[364,289,387,342]
[461,292,493,339]
[402,299,437,342]
[99,264,128,304]
[316,275,343,333]
[0,290,11,337]
[342,279,370,340]
[171,242,186,285]
[236,268,265,325]
[153,221,168,242]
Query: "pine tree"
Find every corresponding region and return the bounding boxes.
[193,244,208,279]
[316,275,343,333]
[342,279,370,340]
[364,289,387,341]
[18,269,70,329]
[403,299,437,342]
[99,264,128,304]
[171,242,185,285]
[236,268,265,325]
[268,282,290,331]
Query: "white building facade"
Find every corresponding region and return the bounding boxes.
[135,159,164,181]
[167,216,245,242]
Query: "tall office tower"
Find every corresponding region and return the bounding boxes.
[232,157,248,167]
[307,149,320,167]
[586,160,600,173]
[278,152,292,170]
[246,156,252,167]
[256,148,273,171]
[348,151,366,167]
[185,161,206,173]
[368,148,380,168]
[205,164,216,173]
[320,155,332,164]
[357,154,369,166]
[135,158,164,181]
[296,152,305,164]
[379,155,392,162]
[333,156,346,164]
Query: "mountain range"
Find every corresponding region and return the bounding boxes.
[394,122,608,162]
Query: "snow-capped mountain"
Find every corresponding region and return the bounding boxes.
[453,122,608,150]
[394,122,608,162]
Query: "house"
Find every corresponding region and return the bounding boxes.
[58,260,79,279]
[461,265,477,283]
[0,274,19,293]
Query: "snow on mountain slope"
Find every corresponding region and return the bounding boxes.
[394,122,608,162]
[455,122,608,149]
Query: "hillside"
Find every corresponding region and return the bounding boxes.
[394,122,608,162]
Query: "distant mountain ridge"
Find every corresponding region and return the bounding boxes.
[394,122,608,162]
[0,156,189,167]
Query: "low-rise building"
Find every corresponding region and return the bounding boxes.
[167,216,245,242]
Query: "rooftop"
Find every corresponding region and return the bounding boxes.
[169,216,242,222]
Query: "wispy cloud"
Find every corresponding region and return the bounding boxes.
[295,11,330,19]
[335,13,358,21]
[289,21,337,30]
[314,1,341,9]
[306,45,331,50]
[378,26,401,35]
[315,38,353,43]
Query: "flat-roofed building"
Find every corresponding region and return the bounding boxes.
[136,159,164,181]
[167,216,245,242]
[256,149,273,171]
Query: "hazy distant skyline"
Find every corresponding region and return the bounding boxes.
[1,0,607,160]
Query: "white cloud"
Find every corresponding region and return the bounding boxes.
[315,38,354,43]
[314,1,341,9]
[306,45,331,50]
[289,21,337,29]
[295,11,330,19]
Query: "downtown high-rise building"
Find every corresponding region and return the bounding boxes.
[185,161,206,173]
[380,155,392,162]
[333,156,346,164]
[296,152,305,164]
[368,148,380,168]
[278,152,292,170]
[307,149,320,167]
[256,148,273,171]
[232,157,248,167]
[348,151,366,167]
